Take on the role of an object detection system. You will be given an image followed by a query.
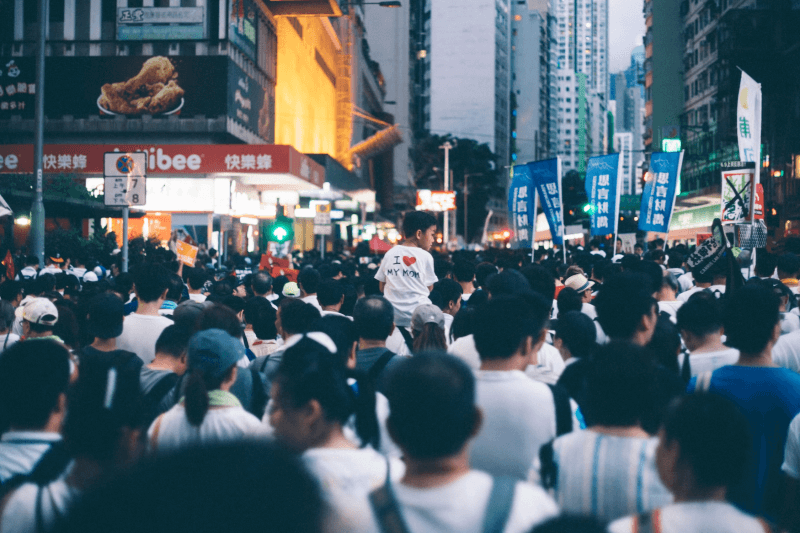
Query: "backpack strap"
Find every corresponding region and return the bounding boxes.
[695,371,713,393]
[547,384,573,436]
[249,367,269,419]
[539,440,557,490]
[368,350,396,384]
[481,477,516,533]
[680,349,692,384]
[0,440,71,506]
[369,460,412,533]
[144,373,179,407]
[397,327,414,352]
[633,509,662,533]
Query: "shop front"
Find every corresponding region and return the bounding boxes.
[0,143,325,257]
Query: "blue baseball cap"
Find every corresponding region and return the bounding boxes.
[187,328,244,380]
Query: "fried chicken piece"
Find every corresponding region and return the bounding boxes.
[148,80,184,114]
[100,82,137,114]
[146,82,165,96]
[122,57,174,98]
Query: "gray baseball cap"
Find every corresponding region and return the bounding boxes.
[411,304,445,332]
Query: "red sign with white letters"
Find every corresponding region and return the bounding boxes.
[0,144,325,187]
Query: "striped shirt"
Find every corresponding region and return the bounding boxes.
[549,430,672,521]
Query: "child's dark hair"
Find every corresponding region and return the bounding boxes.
[275,337,379,449]
[402,211,437,239]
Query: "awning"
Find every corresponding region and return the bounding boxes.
[0,144,326,190]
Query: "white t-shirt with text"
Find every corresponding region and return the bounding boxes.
[374,245,438,327]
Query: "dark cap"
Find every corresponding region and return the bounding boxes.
[87,293,124,339]
[188,329,244,380]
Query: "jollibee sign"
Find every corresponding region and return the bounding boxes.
[0,144,324,187]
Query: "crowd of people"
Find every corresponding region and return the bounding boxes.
[0,210,799,532]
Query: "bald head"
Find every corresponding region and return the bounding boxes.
[353,296,395,340]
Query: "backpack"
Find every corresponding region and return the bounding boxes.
[397,327,415,353]
[370,460,516,533]
[539,384,575,490]
[367,350,396,388]
[0,440,71,500]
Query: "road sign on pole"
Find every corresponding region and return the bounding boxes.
[104,152,147,272]
[314,203,332,236]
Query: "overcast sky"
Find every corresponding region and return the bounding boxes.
[608,0,645,73]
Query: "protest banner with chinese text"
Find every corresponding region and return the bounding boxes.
[638,152,683,234]
[527,158,564,245]
[508,164,536,248]
[585,153,621,237]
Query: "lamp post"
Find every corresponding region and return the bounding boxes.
[440,141,453,245]
[31,0,48,267]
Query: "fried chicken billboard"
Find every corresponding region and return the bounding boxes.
[41,56,274,143]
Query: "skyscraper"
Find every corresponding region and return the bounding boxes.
[427,0,512,166]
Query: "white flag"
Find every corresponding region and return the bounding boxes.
[737,70,762,185]
[0,194,12,218]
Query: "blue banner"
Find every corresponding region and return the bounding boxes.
[584,153,621,236]
[508,165,535,248]
[638,151,684,234]
[528,158,564,245]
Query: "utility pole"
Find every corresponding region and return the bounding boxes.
[32,0,48,267]
[463,173,468,244]
[440,141,453,245]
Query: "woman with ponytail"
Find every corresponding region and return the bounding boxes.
[410,304,447,353]
[268,334,403,533]
[148,329,264,453]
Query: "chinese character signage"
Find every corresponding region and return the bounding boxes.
[117,7,205,40]
[720,161,756,225]
[584,153,621,237]
[417,190,457,212]
[508,165,535,248]
[638,151,683,234]
[737,71,762,175]
[527,158,564,245]
[0,58,35,119]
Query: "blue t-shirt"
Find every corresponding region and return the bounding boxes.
[688,365,800,518]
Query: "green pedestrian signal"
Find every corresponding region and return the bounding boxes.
[267,216,294,243]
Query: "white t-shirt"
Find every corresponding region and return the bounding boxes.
[443,313,454,345]
[448,334,481,369]
[677,286,704,303]
[658,300,683,323]
[608,501,768,533]
[0,432,61,484]
[386,327,412,357]
[677,272,695,293]
[783,411,800,480]
[0,468,80,533]
[581,302,597,319]
[687,348,739,376]
[771,330,800,373]
[374,245,438,327]
[367,470,559,533]
[304,447,404,533]
[188,293,207,303]
[525,342,566,385]
[148,392,265,454]
[301,294,322,311]
[470,370,577,482]
[781,312,800,336]
[116,312,174,364]
[0,332,20,353]
[549,430,672,521]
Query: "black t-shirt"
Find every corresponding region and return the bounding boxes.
[80,346,143,376]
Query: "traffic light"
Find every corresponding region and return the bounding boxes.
[266,216,294,243]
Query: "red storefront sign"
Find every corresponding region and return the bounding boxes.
[0,144,324,187]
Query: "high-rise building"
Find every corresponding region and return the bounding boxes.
[511,0,557,164]
[421,0,512,167]
[554,0,609,98]
[643,0,683,153]
[556,70,592,172]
